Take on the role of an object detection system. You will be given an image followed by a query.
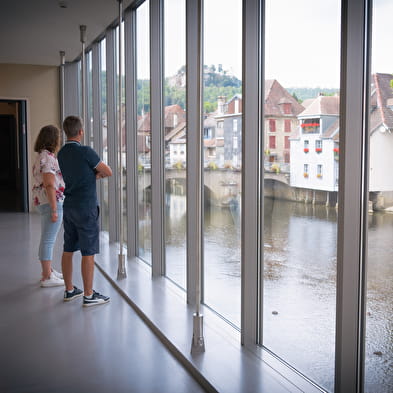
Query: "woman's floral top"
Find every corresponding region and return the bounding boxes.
[32,150,65,206]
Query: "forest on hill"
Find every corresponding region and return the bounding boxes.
[99,66,339,115]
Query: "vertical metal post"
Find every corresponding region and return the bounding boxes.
[59,51,66,144]
[80,25,87,144]
[125,9,137,258]
[92,43,102,154]
[242,0,263,348]
[335,0,372,391]
[187,0,205,354]
[117,0,126,279]
[106,28,119,243]
[63,61,80,119]
[92,43,104,226]
[150,0,165,277]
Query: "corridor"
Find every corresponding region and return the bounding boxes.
[0,212,206,393]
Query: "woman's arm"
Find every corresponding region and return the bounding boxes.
[42,172,58,222]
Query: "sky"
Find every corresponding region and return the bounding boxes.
[140,0,393,89]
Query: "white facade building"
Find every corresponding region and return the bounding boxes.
[290,96,340,192]
[291,74,393,208]
[369,73,393,194]
[169,139,186,167]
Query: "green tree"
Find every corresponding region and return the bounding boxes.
[291,92,302,104]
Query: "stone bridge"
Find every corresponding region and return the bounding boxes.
[138,168,290,206]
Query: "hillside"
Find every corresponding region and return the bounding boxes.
[286,87,339,102]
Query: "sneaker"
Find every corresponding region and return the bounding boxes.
[40,274,64,287]
[83,290,110,307]
[51,269,63,279]
[64,286,84,301]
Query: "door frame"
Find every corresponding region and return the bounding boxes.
[0,99,29,212]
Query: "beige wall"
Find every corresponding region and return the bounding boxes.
[0,64,60,210]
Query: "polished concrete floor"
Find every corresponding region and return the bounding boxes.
[0,212,206,393]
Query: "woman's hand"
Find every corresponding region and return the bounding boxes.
[51,211,58,222]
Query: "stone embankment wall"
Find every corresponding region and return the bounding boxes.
[264,180,338,207]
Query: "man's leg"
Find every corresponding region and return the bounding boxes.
[62,252,74,291]
[81,255,95,297]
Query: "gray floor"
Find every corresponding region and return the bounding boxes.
[0,212,206,393]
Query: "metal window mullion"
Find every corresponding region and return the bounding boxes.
[335,0,371,392]
[59,51,65,140]
[150,0,165,277]
[92,43,103,213]
[125,9,137,257]
[92,45,102,151]
[85,52,92,145]
[64,62,80,119]
[80,26,87,144]
[186,0,203,306]
[242,0,263,348]
[106,27,119,242]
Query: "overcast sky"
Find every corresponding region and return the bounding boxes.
[149,0,392,89]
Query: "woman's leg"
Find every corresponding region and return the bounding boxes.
[38,203,63,280]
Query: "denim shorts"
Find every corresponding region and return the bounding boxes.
[37,202,63,261]
[63,206,99,256]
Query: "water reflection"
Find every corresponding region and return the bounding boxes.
[204,202,241,324]
[366,212,393,393]
[165,193,187,287]
[156,191,392,392]
[263,199,337,391]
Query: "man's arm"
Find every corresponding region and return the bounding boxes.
[95,161,112,179]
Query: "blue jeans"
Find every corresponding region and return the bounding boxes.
[37,202,63,261]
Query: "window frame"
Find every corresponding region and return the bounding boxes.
[65,0,375,390]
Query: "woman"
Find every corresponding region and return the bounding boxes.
[32,125,65,287]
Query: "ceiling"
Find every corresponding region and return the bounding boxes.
[0,0,134,66]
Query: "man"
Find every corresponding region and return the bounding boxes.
[58,115,112,306]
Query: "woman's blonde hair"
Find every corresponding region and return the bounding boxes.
[34,125,60,153]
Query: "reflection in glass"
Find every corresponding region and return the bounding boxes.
[365,1,393,391]
[100,38,109,232]
[164,0,187,288]
[202,0,242,326]
[264,1,340,391]
[136,1,151,263]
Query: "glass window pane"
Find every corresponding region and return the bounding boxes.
[202,0,242,327]
[164,0,187,288]
[365,1,393,391]
[136,1,151,263]
[263,0,340,391]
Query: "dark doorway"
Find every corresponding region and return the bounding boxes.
[0,100,28,212]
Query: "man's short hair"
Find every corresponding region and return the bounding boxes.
[63,116,83,138]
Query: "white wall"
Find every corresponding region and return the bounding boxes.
[291,135,337,191]
[369,127,393,191]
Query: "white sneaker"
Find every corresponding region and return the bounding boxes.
[40,274,64,287]
[51,269,63,279]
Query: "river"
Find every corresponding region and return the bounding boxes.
[163,193,393,393]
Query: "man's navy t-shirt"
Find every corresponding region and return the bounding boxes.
[58,141,101,209]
